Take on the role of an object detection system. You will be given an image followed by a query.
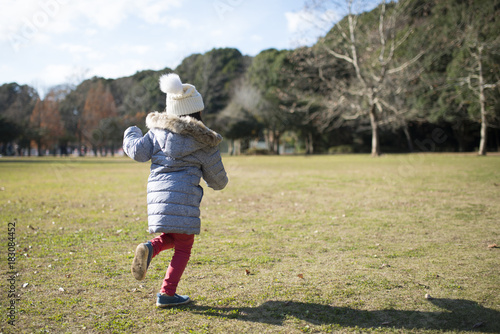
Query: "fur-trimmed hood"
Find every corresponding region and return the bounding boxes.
[146,111,222,148]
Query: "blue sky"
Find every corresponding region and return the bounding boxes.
[0,0,379,95]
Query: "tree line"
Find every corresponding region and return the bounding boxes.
[1,0,499,156]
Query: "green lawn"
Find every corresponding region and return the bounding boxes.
[1,154,499,333]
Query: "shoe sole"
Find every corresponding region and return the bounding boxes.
[131,244,148,280]
[156,298,191,308]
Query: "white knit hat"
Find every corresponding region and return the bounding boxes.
[159,73,204,116]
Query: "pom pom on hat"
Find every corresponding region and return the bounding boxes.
[159,73,204,116]
[159,73,184,95]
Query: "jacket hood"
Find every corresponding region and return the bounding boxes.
[146,111,222,148]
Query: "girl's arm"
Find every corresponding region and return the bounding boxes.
[123,126,154,162]
[200,147,228,190]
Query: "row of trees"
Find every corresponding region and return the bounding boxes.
[1,0,499,156]
[234,0,499,156]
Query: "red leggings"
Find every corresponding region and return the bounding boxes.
[149,233,195,295]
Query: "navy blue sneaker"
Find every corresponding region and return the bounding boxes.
[156,293,191,308]
[131,241,153,280]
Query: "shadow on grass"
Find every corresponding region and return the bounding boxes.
[182,298,499,332]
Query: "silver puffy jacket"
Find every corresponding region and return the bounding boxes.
[123,112,228,234]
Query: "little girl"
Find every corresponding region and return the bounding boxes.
[122,73,228,307]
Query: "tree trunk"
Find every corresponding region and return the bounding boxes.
[228,139,234,156]
[477,46,487,156]
[496,128,500,152]
[235,139,241,155]
[275,131,280,155]
[306,132,314,154]
[478,107,487,156]
[265,130,274,154]
[403,123,413,152]
[369,105,380,156]
[452,122,465,152]
[37,140,43,157]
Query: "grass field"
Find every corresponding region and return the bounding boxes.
[1,154,499,334]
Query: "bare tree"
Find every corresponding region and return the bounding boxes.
[216,84,262,155]
[301,0,424,156]
[460,44,499,156]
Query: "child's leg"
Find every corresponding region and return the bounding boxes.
[150,233,175,258]
[132,233,173,281]
[160,233,195,296]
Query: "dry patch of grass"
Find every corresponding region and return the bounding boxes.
[1,155,499,333]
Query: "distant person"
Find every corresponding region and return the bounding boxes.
[122,73,228,307]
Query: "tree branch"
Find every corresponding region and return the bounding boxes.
[484,81,499,89]
[323,45,353,64]
[387,51,424,74]
[378,1,387,63]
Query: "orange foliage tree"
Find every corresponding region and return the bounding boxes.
[78,81,118,155]
[30,92,63,156]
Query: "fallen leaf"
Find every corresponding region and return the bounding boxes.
[245,269,251,276]
[298,273,304,279]
[472,322,484,329]
[65,274,71,278]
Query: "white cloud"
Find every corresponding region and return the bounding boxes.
[210,29,224,37]
[251,34,263,42]
[59,43,93,54]
[168,18,191,29]
[284,9,339,46]
[57,43,104,61]
[137,0,183,24]
[85,28,99,36]
[0,0,73,42]
[69,0,184,28]
[117,44,152,56]
[285,9,339,34]
[89,59,163,80]
[0,0,185,42]
[2,0,331,89]
[39,63,77,87]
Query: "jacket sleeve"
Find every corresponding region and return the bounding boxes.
[200,147,228,190]
[123,126,154,162]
